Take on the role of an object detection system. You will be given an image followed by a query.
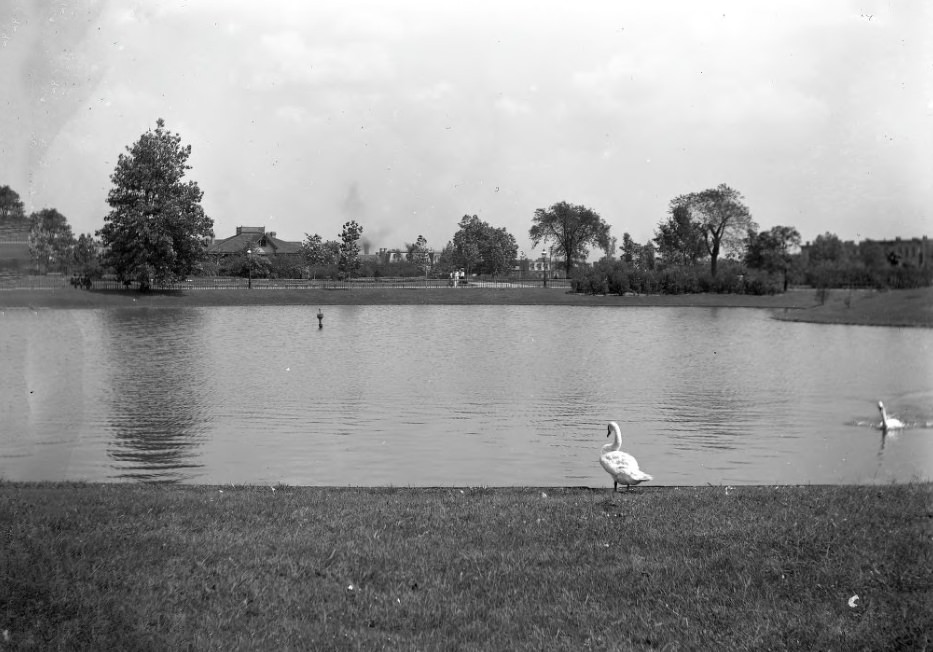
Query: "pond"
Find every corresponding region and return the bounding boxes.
[1,304,931,486]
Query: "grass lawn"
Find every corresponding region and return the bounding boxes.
[0,286,819,310]
[2,483,930,650]
[2,285,930,327]
[772,286,933,328]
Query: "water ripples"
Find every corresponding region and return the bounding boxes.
[1,305,931,485]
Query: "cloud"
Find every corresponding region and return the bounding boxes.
[494,96,532,117]
[3,0,929,253]
[248,32,395,90]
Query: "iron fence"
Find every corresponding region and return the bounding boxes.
[0,274,572,291]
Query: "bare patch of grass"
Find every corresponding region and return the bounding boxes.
[2,483,930,649]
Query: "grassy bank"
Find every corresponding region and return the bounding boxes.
[772,286,933,328]
[0,286,819,310]
[2,483,930,650]
[2,286,930,327]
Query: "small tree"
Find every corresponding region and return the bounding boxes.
[529,201,611,277]
[406,234,430,276]
[807,232,848,266]
[0,185,27,227]
[338,220,363,279]
[72,233,101,278]
[621,235,656,273]
[97,118,214,289]
[602,235,618,261]
[654,203,706,266]
[745,225,801,291]
[432,242,458,278]
[621,233,639,266]
[28,208,75,273]
[301,233,340,279]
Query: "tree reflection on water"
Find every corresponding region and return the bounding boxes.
[100,308,211,482]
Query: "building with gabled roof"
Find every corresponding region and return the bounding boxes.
[206,226,302,258]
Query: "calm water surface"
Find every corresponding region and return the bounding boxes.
[1,304,931,486]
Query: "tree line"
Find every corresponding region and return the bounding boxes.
[0,186,99,278]
[1,119,927,292]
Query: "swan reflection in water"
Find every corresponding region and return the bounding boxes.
[878,427,897,453]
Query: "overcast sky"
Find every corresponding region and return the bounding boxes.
[1,0,930,257]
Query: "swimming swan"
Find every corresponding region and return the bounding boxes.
[877,401,905,431]
[600,421,653,492]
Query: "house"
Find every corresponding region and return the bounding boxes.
[869,236,930,269]
[373,247,442,266]
[206,226,302,258]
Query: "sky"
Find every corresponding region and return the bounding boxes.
[1,0,930,258]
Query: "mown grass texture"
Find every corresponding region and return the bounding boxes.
[1,483,931,650]
[0,286,821,311]
[773,286,933,328]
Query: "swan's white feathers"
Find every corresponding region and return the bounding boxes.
[877,401,905,431]
[600,421,652,491]
[600,451,652,485]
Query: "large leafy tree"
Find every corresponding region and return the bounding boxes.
[338,220,363,278]
[452,215,518,276]
[745,225,801,291]
[669,184,756,277]
[97,118,213,289]
[452,216,483,275]
[28,208,75,273]
[653,203,706,266]
[529,201,611,276]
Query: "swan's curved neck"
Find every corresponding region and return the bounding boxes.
[608,424,622,451]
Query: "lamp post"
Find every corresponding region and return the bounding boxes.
[519,251,525,286]
[247,248,252,289]
[542,248,548,288]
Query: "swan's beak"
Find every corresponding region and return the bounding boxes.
[607,425,612,437]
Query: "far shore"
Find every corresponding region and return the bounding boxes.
[1,285,931,327]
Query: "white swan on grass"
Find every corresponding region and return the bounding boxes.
[600,421,653,492]
[877,401,905,431]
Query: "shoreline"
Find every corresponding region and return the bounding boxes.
[1,285,931,327]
